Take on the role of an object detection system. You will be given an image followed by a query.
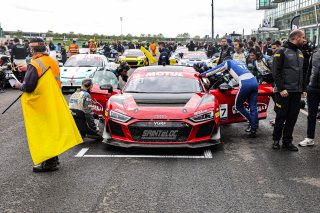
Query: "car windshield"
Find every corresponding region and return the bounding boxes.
[123,50,144,57]
[92,70,119,88]
[124,76,203,93]
[183,53,208,60]
[64,56,103,67]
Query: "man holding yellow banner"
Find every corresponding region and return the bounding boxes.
[15,38,83,172]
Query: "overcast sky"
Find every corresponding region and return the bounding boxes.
[0,0,265,37]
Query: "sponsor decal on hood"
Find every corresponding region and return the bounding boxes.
[145,72,183,77]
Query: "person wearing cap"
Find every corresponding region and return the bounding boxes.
[14,38,82,172]
[69,78,101,138]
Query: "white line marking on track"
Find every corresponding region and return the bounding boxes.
[75,148,213,159]
[75,148,89,157]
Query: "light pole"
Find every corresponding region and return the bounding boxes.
[211,0,214,40]
[120,17,123,37]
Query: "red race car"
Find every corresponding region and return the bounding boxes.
[90,70,122,117]
[97,66,273,148]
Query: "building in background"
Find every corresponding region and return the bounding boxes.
[252,0,320,46]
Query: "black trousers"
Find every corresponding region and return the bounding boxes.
[272,92,301,143]
[306,87,320,139]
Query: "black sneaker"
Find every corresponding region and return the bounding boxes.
[282,143,299,152]
[249,129,257,138]
[272,140,280,150]
[33,157,59,173]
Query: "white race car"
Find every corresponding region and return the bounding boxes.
[178,51,214,68]
[60,54,116,92]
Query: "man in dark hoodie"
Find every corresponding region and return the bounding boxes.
[272,30,306,151]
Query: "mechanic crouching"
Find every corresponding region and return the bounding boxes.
[69,78,102,139]
[200,59,259,138]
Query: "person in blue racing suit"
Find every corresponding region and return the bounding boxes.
[199,60,259,137]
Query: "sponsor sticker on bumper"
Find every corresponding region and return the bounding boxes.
[141,130,178,140]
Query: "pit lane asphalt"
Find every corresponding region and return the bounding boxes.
[1,88,320,213]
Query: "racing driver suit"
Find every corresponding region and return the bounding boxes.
[200,60,259,137]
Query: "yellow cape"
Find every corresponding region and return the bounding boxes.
[21,69,83,165]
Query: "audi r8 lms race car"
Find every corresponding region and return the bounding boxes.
[60,54,116,92]
[101,66,273,148]
[118,49,148,67]
[178,51,214,68]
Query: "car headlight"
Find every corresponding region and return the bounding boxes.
[109,110,131,123]
[189,111,214,123]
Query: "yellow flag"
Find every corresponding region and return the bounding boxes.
[140,46,158,64]
[21,69,83,165]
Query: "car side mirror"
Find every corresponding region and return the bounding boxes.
[100,84,113,93]
[218,83,232,93]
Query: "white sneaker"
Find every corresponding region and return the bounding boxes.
[299,138,314,147]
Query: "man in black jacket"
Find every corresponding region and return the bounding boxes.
[218,37,233,65]
[11,38,28,82]
[158,42,170,66]
[272,30,306,151]
[298,47,320,147]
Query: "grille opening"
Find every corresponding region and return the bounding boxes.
[196,121,215,138]
[109,120,125,137]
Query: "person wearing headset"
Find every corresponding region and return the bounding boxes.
[233,39,247,63]
[69,78,101,138]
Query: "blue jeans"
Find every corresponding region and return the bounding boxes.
[307,86,320,139]
[235,78,259,130]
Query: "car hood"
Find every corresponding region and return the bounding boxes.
[120,55,145,59]
[109,93,215,119]
[60,67,98,78]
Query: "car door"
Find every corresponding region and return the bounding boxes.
[90,71,120,117]
[209,84,273,125]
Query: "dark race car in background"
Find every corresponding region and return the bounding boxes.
[100,66,273,148]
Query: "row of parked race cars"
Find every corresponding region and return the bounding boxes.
[0,47,273,148]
